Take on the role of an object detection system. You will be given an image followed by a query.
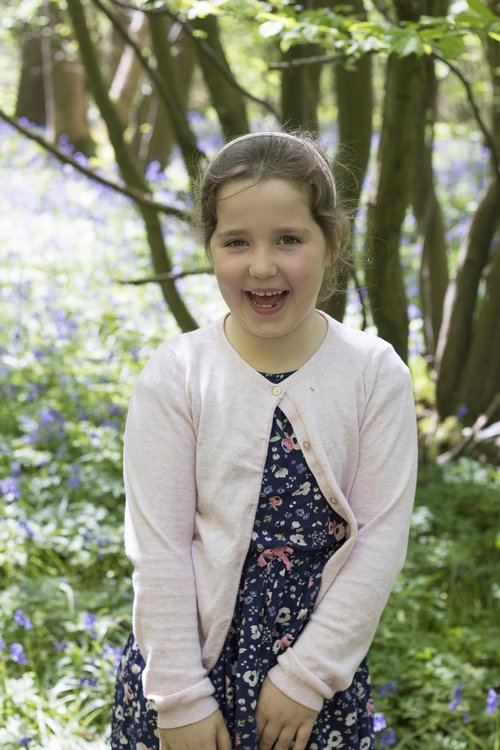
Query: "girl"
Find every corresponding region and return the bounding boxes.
[111,132,418,750]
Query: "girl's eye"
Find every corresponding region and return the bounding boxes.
[226,239,247,247]
[280,236,300,246]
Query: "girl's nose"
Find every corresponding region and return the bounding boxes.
[249,247,278,278]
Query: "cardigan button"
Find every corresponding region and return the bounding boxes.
[271,385,282,396]
[330,496,339,505]
[303,440,311,449]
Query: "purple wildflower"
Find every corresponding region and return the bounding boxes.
[78,676,97,687]
[377,681,398,698]
[0,636,6,651]
[449,683,464,711]
[455,403,469,420]
[373,712,387,732]
[16,519,34,539]
[486,688,498,714]
[10,643,29,665]
[380,728,397,746]
[83,613,97,633]
[14,609,33,630]
[1,476,21,502]
[19,739,33,749]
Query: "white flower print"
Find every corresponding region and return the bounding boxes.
[297,607,309,620]
[275,467,288,478]
[360,739,372,750]
[345,711,356,726]
[250,625,261,640]
[242,670,258,687]
[276,607,291,624]
[326,729,344,749]
[290,533,306,545]
[292,481,311,496]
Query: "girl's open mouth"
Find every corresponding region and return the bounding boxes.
[246,291,289,310]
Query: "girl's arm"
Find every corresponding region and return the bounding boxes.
[266,347,418,711]
[124,345,219,729]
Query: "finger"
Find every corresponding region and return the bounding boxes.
[292,723,314,750]
[273,728,296,750]
[217,723,233,750]
[258,723,282,750]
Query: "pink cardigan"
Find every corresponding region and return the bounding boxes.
[123,313,418,729]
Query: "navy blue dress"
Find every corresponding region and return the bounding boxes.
[111,372,374,749]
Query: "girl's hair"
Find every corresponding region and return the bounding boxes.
[193,131,350,299]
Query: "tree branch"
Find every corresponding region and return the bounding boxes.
[436,392,500,464]
[118,267,213,285]
[432,49,500,183]
[107,0,280,119]
[269,51,349,69]
[0,107,189,219]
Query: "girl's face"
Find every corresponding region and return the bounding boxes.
[210,178,330,358]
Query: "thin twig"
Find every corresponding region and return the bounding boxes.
[118,267,213,284]
[269,51,349,69]
[432,49,500,182]
[0,108,190,220]
[107,0,280,119]
[436,392,500,464]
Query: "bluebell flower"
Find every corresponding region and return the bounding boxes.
[377,680,398,697]
[19,738,32,748]
[1,476,21,502]
[448,682,464,711]
[83,613,97,633]
[0,636,6,651]
[380,728,397,746]
[373,712,387,732]
[14,609,33,630]
[455,403,469,421]
[78,676,97,687]
[486,688,498,714]
[10,643,29,665]
[16,519,34,539]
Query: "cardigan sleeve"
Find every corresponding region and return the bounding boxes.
[123,346,219,728]
[267,347,418,710]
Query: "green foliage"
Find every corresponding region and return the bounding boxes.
[150,0,500,60]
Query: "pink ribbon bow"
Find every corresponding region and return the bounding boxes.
[257,545,294,571]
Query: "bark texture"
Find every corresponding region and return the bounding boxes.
[321,0,373,322]
[15,29,46,125]
[411,55,449,360]
[363,52,422,360]
[191,15,249,138]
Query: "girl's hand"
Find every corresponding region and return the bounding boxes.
[256,677,319,750]
[159,709,232,750]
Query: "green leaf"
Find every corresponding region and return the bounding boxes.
[466,0,495,19]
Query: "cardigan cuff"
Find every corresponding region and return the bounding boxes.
[156,695,220,729]
[267,663,326,713]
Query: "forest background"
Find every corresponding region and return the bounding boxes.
[0,0,499,748]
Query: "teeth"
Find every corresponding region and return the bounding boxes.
[251,291,283,297]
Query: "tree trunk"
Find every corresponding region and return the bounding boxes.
[190,15,249,138]
[321,0,373,322]
[109,11,148,127]
[148,16,202,184]
[458,235,500,418]
[15,28,46,125]
[411,55,448,360]
[41,0,94,154]
[435,1,500,418]
[135,24,196,169]
[66,0,198,332]
[280,0,333,134]
[363,52,422,361]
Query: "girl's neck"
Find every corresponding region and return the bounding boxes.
[223,312,327,373]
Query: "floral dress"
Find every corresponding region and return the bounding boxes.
[111,372,374,750]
